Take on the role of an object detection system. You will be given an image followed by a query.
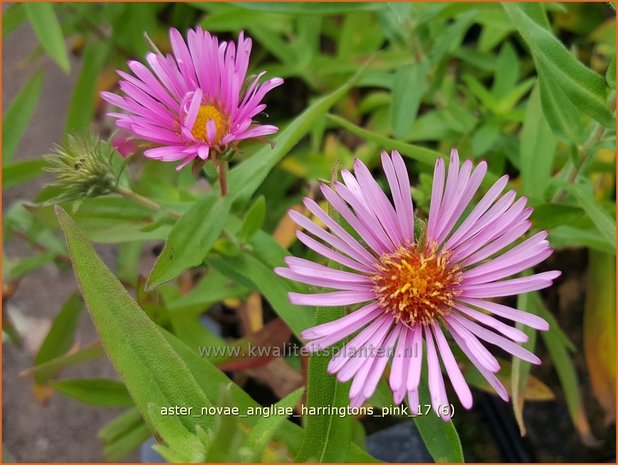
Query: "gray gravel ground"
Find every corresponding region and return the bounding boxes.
[3,19,140,462]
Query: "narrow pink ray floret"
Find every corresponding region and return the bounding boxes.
[275,149,560,420]
[101,27,282,170]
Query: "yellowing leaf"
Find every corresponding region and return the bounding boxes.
[584,250,616,425]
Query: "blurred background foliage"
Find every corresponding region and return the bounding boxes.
[2,2,616,462]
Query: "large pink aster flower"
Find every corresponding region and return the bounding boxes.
[101,27,282,171]
[275,149,560,419]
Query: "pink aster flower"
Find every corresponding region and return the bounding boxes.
[275,149,560,419]
[101,27,282,171]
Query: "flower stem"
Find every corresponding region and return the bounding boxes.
[114,186,181,220]
[218,159,228,196]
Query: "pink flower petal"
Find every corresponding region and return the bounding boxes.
[432,324,473,409]
[424,325,451,420]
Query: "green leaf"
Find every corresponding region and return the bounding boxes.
[146,195,231,290]
[225,66,365,205]
[67,196,171,244]
[520,84,556,203]
[296,305,351,461]
[338,11,383,59]
[472,118,501,156]
[245,388,304,458]
[99,408,150,461]
[296,194,352,463]
[99,407,143,442]
[27,342,105,382]
[24,3,70,73]
[3,3,27,38]
[327,114,500,187]
[3,159,47,188]
[512,291,542,435]
[162,328,375,461]
[2,71,44,164]
[327,113,440,166]
[115,241,143,287]
[503,4,613,127]
[557,180,616,252]
[583,250,616,423]
[492,42,520,98]
[232,2,386,14]
[607,52,616,89]
[239,196,266,243]
[147,66,365,290]
[65,40,109,132]
[55,206,215,445]
[51,378,133,407]
[536,61,584,144]
[208,249,313,338]
[34,293,83,381]
[550,225,615,254]
[391,60,430,139]
[413,379,464,462]
[538,304,598,445]
[167,268,249,316]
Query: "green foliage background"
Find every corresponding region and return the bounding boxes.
[3,2,616,462]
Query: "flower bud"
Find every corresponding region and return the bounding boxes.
[44,130,118,202]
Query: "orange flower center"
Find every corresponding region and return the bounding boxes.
[372,243,462,326]
[191,104,228,144]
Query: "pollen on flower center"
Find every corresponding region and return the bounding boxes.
[191,104,228,144]
[372,243,462,326]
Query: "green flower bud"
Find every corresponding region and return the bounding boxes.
[44,130,119,203]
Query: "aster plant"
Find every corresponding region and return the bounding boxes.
[101,27,283,193]
[276,150,560,417]
[7,3,614,462]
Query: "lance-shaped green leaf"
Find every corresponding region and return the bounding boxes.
[208,229,313,338]
[246,388,304,459]
[51,378,133,407]
[3,159,47,189]
[512,291,542,435]
[607,53,616,89]
[55,206,214,448]
[503,4,613,128]
[99,408,151,461]
[34,292,83,382]
[295,304,351,463]
[536,60,584,144]
[391,60,430,139]
[233,2,386,14]
[3,3,26,38]
[146,195,231,290]
[239,195,266,243]
[24,3,70,73]
[520,84,556,203]
[27,342,104,382]
[328,113,440,167]
[3,71,44,164]
[537,305,598,446]
[556,179,616,253]
[296,187,352,463]
[160,327,376,461]
[65,40,110,132]
[147,68,364,290]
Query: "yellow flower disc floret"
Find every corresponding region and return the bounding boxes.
[372,243,462,326]
[191,104,228,144]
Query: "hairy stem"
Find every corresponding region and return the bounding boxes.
[114,186,181,220]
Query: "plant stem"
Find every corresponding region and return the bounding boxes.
[218,159,228,196]
[114,186,181,220]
